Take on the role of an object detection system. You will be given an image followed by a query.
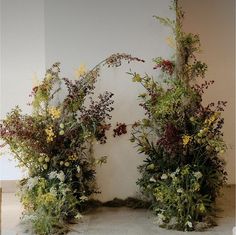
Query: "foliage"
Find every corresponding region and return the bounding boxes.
[0,53,144,235]
[129,0,227,231]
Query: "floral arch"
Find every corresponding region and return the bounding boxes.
[0,1,227,234]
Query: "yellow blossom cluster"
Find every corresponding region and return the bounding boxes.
[75,64,87,78]
[48,107,61,119]
[68,154,78,161]
[182,135,192,146]
[40,192,56,204]
[45,125,55,143]
[204,112,220,125]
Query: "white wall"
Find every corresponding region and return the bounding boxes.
[45,0,173,201]
[1,0,234,200]
[181,0,235,184]
[0,0,45,180]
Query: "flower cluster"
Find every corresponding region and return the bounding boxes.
[130,1,227,231]
[113,123,127,137]
[0,54,143,234]
[48,106,61,119]
[153,57,175,75]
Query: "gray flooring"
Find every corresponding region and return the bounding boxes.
[2,186,235,235]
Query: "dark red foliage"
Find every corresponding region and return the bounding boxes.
[157,123,180,153]
[113,123,127,137]
[106,53,145,68]
[153,59,175,75]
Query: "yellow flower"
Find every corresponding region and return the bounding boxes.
[182,135,192,146]
[41,193,56,204]
[166,35,176,49]
[206,112,221,125]
[48,107,61,119]
[75,64,87,78]
[45,73,53,81]
[68,154,78,161]
[45,125,55,143]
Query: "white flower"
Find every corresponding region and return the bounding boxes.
[194,171,202,180]
[177,188,183,193]
[77,165,81,173]
[48,171,57,180]
[48,171,65,182]
[22,214,37,222]
[155,213,166,225]
[27,177,39,189]
[57,171,65,182]
[61,187,71,196]
[185,221,193,228]
[79,195,88,201]
[50,187,57,196]
[75,213,83,220]
[161,174,168,180]
[175,168,180,174]
[149,176,156,182]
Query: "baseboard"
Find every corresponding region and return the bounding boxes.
[0,180,235,193]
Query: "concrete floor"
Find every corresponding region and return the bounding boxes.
[1,186,235,235]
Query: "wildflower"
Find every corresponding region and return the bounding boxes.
[194,171,202,180]
[64,162,70,167]
[149,176,156,182]
[185,221,193,228]
[57,171,65,182]
[48,171,57,179]
[45,125,55,143]
[146,163,155,170]
[50,187,57,196]
[59,123,64,129]
[48,107,61,119]
[198,203,206,213]
[69,154,78,161]
[79,195,88,201]
[182,135,192,146]
[77,165,81,173]
[75,64,87,78]
[181,166,190,175]
[59,130,64,135]
[49,171,65,182]
[192,182,200,192]
[41,192,56,204]
[175,168,180,174]
[177,188,183,193]
[155,213,166,225]
[26,177,39,189]
[132,73,142,82]
[45,73,53,81]
[75,213,83,220]
[161,174,168,180]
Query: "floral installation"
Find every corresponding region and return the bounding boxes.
[0,53,144,234]
[126,0,227,231]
